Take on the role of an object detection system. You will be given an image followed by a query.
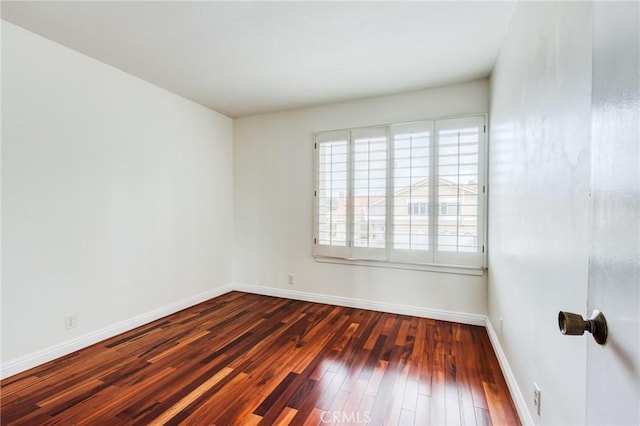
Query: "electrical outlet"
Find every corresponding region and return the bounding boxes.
[499,316,504,337]
[287,274,294,285]
[533,383,541,416]
[65,313,77,330]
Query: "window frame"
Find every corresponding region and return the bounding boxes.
[313,114,487,273]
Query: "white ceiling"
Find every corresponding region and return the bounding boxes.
[1,1,515,118]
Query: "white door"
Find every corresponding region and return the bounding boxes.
[587,2,640,425]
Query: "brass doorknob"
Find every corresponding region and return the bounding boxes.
[558,310,608,345]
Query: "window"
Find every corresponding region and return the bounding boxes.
[438,201,458,216]
[406,201,428,216]
[314,115,486,269]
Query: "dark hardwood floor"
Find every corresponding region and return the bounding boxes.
[0,291,520,425]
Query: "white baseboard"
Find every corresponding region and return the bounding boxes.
[485,318,533,425]
[0,284,234,380]
[231,283,486,326]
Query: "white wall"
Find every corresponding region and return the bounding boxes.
[488,2,592,425]
[1,22,233,364]
[233,80,488,316]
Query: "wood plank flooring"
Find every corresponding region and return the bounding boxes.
[0,292,520,425]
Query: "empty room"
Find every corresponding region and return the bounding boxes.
[1,1,638,425]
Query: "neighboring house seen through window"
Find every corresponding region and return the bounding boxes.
[314,115,486,269]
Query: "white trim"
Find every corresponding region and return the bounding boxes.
[315,255,485,276]
[0,284,234,380]
[231,282,486,326]
[486,318,534,426]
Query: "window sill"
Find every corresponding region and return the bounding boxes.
[314,256,486,276]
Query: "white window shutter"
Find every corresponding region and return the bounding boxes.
[314,131,350,259]
[389,121,434,264]
[349,127,389,261]
[434,116,486,267]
